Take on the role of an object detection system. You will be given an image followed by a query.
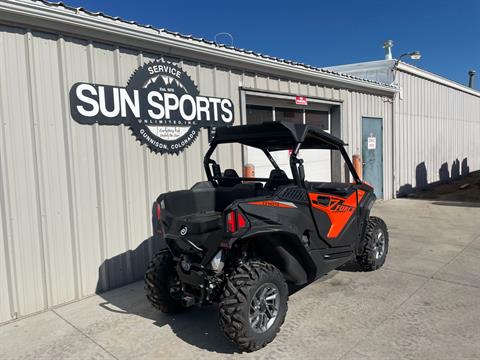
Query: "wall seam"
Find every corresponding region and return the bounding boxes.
[57,35,81,299]
[114,46,134,283]
[138,52,154,259]
[87,41,108,291]
[0,28,17,320]
[24,29,50,310]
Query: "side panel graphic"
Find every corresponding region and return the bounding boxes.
[309,190,364,238]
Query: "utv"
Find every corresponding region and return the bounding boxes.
[145,122,388,352]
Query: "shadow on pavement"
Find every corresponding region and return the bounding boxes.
[94,238,343,354]
[431,201,480,208]
[93,206,239,353]
[336,260,364,272]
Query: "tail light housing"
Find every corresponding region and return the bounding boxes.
[226,210,248,233]
[155,202,162,221]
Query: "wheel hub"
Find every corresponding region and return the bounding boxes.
[373,230,386,260]
[249,283,280,333]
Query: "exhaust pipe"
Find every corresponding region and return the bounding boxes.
[468,70,476,88]
[383,40,394,60]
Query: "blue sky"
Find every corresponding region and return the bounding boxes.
[65,0,479,86]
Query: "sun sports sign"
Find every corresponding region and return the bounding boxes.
[69,59,234,154]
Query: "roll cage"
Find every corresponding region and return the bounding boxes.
[204,122,361,187]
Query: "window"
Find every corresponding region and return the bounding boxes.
[306,110,329,131]
[246,105,273,124]
[275,107,303,124]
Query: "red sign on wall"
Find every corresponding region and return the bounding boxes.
[295,96,308,105]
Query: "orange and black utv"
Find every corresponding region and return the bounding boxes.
[145,122,388,352]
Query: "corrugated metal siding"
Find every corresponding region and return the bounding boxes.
[394,71,480,194]
[341,90,393,197]
[0,24,392,323]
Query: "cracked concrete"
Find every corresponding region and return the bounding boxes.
[1,198,480,360]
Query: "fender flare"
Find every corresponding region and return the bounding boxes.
[239,230,316,285]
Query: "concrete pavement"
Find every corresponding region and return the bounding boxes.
[1,198,480,360]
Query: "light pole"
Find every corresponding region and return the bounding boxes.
[393,51,422,83]
[396,51,422,66]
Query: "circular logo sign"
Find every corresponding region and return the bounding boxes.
[69,59,234,154]
[180,226,188,236]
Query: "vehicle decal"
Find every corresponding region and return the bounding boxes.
[309,190,365,238]
[247,200,297,208]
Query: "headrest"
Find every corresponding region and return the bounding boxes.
[269,169,288,179]
[219,169,241,187]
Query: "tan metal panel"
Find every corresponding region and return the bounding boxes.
[214,67,234,169]
[289,81,299,95]
[29,31,76,306]
[0,185,12,322]
[181,60,207,188]
[89,42,130,291]
[163,55,189,192]
[279,79,289,93]
[142,51,170,198]
[254,75,268,90]
[228,70,244,175]
[0,26,48,317]
[62,36,102,297]
[394,70,480,193]
[197,63,219,167]
[115,47,151,283]
[0,27,13,323]
[298,83,308,96]
[267,77,279,92]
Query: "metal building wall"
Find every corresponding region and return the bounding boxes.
[0,24,393,323]
[394,70,480,195]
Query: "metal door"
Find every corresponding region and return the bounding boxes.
[362,117,383,198]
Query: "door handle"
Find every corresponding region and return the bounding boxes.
[316,196,330,206]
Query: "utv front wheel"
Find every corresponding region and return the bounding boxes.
[219,261,288,352]
[357,216,389,271]
[145,251,186,313]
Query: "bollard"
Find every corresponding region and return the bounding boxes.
[352,154,362,180]
[243,163,255,180]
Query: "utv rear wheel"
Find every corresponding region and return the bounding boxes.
[357,216,389,271]
[145,251,186,313]
[219,261,288,352]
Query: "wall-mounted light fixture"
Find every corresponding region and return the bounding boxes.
[396,51,422,65]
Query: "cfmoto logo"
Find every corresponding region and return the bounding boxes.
[330,199,354,213]
[180,226,188,236]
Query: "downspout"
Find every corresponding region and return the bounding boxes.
[391,62,398,199]
[391,90,396,199]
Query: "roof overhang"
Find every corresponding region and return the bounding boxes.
[325,59,396,74]
[327,59,480,98]
[396,62,480,98]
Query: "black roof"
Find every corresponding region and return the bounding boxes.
[212,122,346,151]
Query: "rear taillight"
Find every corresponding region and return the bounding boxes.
[237,212,247,228]
[156,202,162,221]
[226,211,236,232]
[226,210,248,233]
